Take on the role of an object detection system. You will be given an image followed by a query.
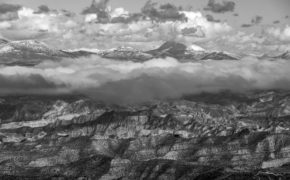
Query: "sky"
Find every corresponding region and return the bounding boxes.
[0,0,289,29]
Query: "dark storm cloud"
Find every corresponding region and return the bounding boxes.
[205,14,220,22]
[204,0,235,13]
[0,3,22,14]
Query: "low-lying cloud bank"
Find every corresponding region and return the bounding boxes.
[1,56,290,103]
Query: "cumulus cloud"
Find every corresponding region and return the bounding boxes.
[0,21,11,29]
[179,11,231,37]
[265,25,290,41]
[1,56,290,103]
[204,0,235,13]
[110,7,129,18]
[0,6,79,41]
[85,14,97,23]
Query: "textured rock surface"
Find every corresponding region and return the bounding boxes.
[0,91,290,179]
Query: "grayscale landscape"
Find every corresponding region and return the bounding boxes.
[0,0,290,179]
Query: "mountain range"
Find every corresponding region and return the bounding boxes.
[0,39,254,66]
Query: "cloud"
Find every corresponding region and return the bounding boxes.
[241,24,252,28]
[240,15,263,29]
[82,0,110,23]
[110,7,129,19]
[82,0,110,15]
[0,73,65,94]
[0,11,18,21]
[85,14,97,23]
[265,25,290,42]
[180,11,231,37]
[205,14,220,22]
[251,15,263,25]
[205,31,290,55]
[1,56,290,104]
[204,0,235,13]
[0,21,11,29]
[0,3,22,14]
[0,3,22,21]
[35,5,50,14]
[273,20,280,24]
[0,6,79,41]
[141,1,187,22]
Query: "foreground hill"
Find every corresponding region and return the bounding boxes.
[0,90,290,179]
